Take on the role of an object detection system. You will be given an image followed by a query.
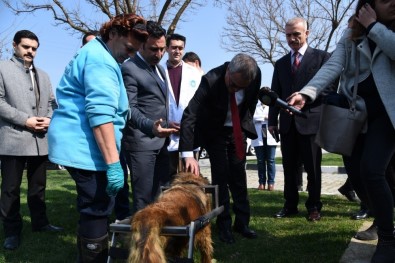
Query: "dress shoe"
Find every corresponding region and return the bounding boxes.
[274,208,299,218]
[354,223,378,241]
[338,186,358,202]
[3,235,20,250]
[33,224,64,232]
[233,225,258,239]
[218,229,235,244]
[257,184,265,190]
[351,209,370,220]
[267,184,274,191]
[307,210,321,221]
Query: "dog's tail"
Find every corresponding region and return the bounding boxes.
[129,207,168,263]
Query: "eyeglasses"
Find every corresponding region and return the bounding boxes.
[285,32,302,38]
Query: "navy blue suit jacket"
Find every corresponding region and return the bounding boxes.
[121,54,169,151]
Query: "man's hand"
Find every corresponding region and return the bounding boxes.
[268,125,280,142]
[287,92,307,110]
[106,161,124,196]
[25,117,51,132]
[168,121,180,135]
[152,118,178,138]
[183,157,200,176]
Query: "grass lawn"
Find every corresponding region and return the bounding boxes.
[0,170,363,263]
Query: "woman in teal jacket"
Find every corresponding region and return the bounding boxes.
[48,14,147,262]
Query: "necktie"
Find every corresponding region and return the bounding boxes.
[230,92,245,160]
[292,52,300,73]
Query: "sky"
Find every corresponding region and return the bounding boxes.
[0,1,274,89]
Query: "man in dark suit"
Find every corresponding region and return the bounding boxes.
[268,17,334,221]
[121,21,177,213]
[179,53,261,243]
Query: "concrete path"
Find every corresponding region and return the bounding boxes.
[198,157,377,263]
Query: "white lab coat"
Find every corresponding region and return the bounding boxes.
[165,61,202,151]
[251,101,279,147]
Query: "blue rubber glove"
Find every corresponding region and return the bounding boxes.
[106,161,124,196]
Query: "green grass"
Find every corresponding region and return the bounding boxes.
[247,153,344,166]
[0,170,364,263]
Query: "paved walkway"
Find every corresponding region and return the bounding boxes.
[198,157,377,263]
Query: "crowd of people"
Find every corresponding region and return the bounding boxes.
[0,0,394,261]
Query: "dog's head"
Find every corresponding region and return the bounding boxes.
[171,172,209,187]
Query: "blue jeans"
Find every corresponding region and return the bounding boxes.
[254,140,276,185]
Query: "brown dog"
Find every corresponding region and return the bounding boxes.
[128,172,213,263]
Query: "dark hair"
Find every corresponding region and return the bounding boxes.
[82,30,99,45]
[99,14,148,43]
[352,0,395,40]
[146,20,167,40]
[183,52,202,67]
[166,33,186,47]
[13,30,40,47]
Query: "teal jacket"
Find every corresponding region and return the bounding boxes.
[48,38,128,171]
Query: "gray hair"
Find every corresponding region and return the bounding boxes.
[228,53,258,82]
[286,17,308,30]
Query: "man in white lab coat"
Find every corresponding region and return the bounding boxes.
[164,33,202,176]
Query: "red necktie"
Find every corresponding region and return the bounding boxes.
[230,92,245,160]
[292,52,300,73]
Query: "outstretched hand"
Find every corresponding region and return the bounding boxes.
[152,119,178,138]
[286,92,307,110]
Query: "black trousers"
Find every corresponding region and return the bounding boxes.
[67,167,114,239]
[281,121,322,212]
[205,127,250,231]
[113,150,131,221]
[343,113,395,234]
[124,144,171,213]
[0,155,49,237]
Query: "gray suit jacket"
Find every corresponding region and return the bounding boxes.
[301,24,395,129]
[0,56,54,156]
[121,54,169,151]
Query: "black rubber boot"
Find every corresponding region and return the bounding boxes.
[77,234,108,263]
[371,231,395,263]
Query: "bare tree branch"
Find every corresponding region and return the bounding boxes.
[167,0,192,34]
[221,0,356,66]
[1,0,218,36]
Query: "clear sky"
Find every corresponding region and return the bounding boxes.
[0,2,273,89]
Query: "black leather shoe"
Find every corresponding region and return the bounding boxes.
[274,208,299,218]
[233,225,258,239]
[338,187,358,202]
[307,210,321,221]
[354,223,378,241]
[34,224,64,232]
[351,209,370,220]
[218,229,235,244]
[3,235,20,250]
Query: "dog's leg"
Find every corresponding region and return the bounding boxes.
[195,225,213,263]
